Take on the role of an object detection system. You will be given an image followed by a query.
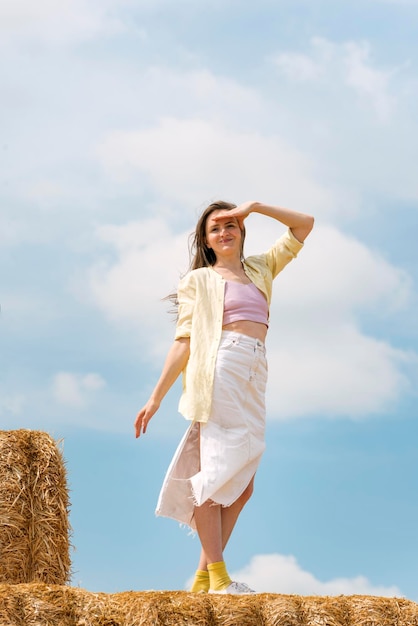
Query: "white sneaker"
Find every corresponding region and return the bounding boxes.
[209,581,256,595]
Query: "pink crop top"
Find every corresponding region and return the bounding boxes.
[222,281,269,327]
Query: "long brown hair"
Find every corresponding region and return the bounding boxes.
[188,200,246,270]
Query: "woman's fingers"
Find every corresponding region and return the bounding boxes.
[134,409,146,438]
[135,402,159,438]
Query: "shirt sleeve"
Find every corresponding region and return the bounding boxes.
[174,273,196,340]
[263,227,304,278]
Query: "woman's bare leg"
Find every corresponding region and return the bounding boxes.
[193,500,223,567]
[196,476,255,570]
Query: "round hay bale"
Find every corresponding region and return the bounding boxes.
[0,430,72,585]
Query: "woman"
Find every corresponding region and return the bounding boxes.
[134,200,314,594]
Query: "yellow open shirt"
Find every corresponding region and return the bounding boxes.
[174,228,304,423]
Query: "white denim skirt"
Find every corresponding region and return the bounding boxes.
[155,331,268,530]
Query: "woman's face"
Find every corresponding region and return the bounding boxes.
[205,210,242,259]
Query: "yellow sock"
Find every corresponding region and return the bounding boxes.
[207,561,232,591]
[190,569,210,593]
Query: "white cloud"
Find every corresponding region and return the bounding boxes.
[265,223,415,419]
[141,66,264,122]
[82,372,106,391]
[268,223,412,318]
[26,180,65,206]
[344,41,396,123]
[272,52,324,82]
[52,372,106,408]
[0,0,131,47]
[227,553,403,596]
[96,117,336,217]
[273,37,399,122]
[267,326,412,419]
[0,67,266,225]
[88,218,189,344]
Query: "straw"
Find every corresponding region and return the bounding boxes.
[0,586,416,625]
[0,430,72,585]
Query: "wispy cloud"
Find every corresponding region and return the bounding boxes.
[96,117,336,215]
[52,371,106,408]
[0,0,131,47]
[272,37,401,122]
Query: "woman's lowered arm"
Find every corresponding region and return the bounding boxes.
[134,337,190,438]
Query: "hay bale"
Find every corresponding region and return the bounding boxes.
[349,595,402,626]
[0,584,74,626]
[260,594,305,626]
[115,590,214,626]
[300,595,350,625]
[0,586,417,626]
[0,430,72,585]
[264,594,412,626]
[0,583,125,626]
[210,593,265,626]
[398,598,418,626]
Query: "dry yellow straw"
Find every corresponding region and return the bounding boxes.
[0,430,72,585]
[0,586,416,626]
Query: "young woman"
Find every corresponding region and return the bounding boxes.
[134,200,314,594]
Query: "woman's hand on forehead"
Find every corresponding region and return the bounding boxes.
[211,211,238,223]
[211,202,255,228]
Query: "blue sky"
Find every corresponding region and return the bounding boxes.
[1,0,417,600]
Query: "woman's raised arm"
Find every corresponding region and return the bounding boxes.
[213,201,314,243]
